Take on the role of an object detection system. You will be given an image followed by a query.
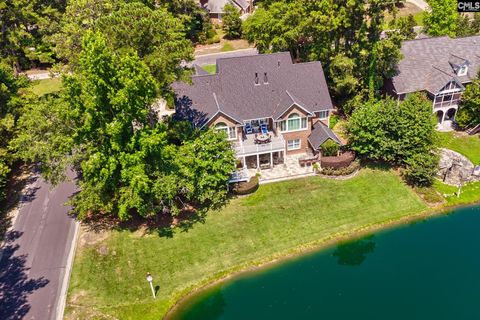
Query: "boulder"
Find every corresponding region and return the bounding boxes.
[437,148,480,186]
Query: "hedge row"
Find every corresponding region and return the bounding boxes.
[321,151,355,169]
[321,160,360,176]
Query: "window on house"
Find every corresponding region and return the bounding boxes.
[288,113,301,130]
[278,113,308,132]
[318,110,329,119]
[287,139,301,150]
[458,65,468,76]
[215,122,236,140]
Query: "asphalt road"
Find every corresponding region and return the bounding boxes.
[0,173,77,320]
[192,48,258,66]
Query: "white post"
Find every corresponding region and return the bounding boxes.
[270,152,273,168]
[146,273,156,299]
[257,154,260,170]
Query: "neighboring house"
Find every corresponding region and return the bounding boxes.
[173,52,341,170]
[385,36,480,129]
[199,0,253,20]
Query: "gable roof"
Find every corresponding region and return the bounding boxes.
[203,0,250,13]
[308,121,342,150]
[391,36,480,95]
[173,52,333,127]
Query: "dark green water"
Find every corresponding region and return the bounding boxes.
[170,206,480,320]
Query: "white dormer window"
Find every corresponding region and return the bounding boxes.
[458,65,468,76]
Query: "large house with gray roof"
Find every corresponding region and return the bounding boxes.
[173,52,341,170]
[199,0,253,20]
[386,35,480,129]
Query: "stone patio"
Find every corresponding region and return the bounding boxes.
[248,154,316,183]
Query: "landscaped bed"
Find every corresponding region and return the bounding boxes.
[66,168,431,319]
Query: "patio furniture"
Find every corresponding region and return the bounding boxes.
[261,124,268,135]
[255,133,271,144]
[298,154,320,167]
[245,122,253,134]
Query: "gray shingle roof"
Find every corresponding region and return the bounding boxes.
[193,64,210,76]
[308,121,342,150]
[392,36,480,94]
[204,0,249,13]
[173,52,333,127]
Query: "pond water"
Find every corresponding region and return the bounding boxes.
[170,206,480,320]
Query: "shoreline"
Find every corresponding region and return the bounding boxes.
[164,200,479,319]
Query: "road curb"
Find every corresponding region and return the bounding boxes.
[56,219,80,320]
[194,47,256,58]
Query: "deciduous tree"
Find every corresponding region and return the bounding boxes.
[222,3,242,39]
[456,80,480,128]
[423,0,458,37]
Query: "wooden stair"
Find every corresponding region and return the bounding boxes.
[465,123,480,135]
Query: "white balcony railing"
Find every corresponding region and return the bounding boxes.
[234,135,285,156]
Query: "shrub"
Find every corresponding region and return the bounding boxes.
[230,176,259,195]
[320,139,340,156]
[206,35,221,45]
[403,152,439,187]
[320,160,360,176]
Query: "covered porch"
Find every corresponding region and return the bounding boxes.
[235,131,286,170]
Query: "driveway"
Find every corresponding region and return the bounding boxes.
[0,173,77,320]
[192,48,258,66]
[406,0,430,11]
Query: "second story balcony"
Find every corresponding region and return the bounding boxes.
[234,132,285,156]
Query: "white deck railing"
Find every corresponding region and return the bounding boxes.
[229,167,250,183]
[234,137,285,156]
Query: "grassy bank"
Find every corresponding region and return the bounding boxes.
[66,168,430,319]
[438,131,480,164]
[29,77,62,96]
[201,64,216,74]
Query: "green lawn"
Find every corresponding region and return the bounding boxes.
[66,168,427,319]
[29,77,62,96]
[433,179,480,206]
[201,64,216,74]
[221,42,234,52]
[438,131,480,164]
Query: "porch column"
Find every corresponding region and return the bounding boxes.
[270,152,273,168]
[243,156,246,168]
[442,109,447,123]
[257,154,260,170]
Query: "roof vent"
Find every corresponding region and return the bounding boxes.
[254,72,259,85]
[263,72,268,84]
[277,60,280,67]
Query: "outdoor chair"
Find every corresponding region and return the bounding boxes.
[261,124,268,135]
[245,123,253,134]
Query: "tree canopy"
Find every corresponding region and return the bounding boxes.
[347,93,438,186]
[222,3,243,39]
[13,32,235,220]
[456,80,480,128]
[423,0,458,37]
[243,0,402,97]
[0,59,28,201]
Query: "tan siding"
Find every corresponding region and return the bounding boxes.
[278,104,309,121]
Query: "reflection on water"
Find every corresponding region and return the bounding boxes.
[332,236,376,266]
